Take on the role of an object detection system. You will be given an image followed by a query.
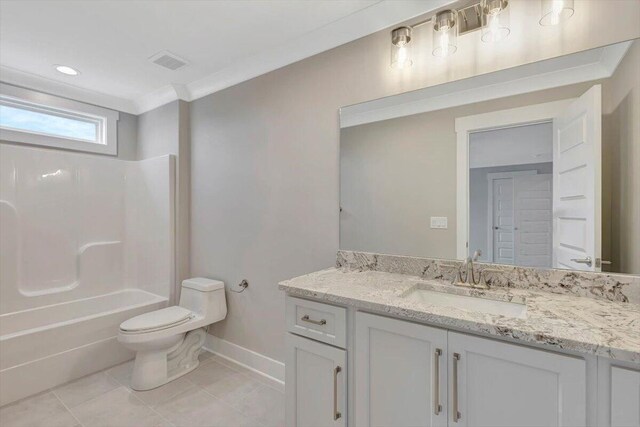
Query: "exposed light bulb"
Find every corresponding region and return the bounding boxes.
[440,28,450,57]
[550,0,564,25]
[396,45,409,68]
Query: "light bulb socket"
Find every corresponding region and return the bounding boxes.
[433,10,457,32]
[391,27,412,46]
[482,0,508,15]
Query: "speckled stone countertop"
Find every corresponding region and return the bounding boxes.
[279,268,640,363]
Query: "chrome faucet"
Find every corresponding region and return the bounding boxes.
[453,250,486,288]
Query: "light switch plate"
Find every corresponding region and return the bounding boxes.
[430,216,448,229]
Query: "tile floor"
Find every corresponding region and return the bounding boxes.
[0,352,285,427]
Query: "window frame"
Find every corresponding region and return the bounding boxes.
[0,83,119,155]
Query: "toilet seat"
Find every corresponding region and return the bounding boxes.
[120,306,194,334]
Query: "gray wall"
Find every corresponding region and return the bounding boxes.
[190,52,604,361]
[602,40,640,274]
[469,163,553,262]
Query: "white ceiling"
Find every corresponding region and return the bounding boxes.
[0,0,450,114]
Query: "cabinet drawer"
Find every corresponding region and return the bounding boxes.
[286,296,346,348]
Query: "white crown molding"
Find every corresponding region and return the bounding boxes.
[0,65,138,114]
[1,1,452,115]
[183,0,453,103]
[339,41,633,128]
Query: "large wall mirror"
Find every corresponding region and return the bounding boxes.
[339,39,639,275]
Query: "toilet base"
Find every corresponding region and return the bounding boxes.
[130,327,207,391]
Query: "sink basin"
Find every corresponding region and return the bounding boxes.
[403,287,527,319]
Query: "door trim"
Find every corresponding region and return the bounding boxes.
[455,99,573,260]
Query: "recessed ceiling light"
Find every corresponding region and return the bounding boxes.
[54,65,80,76]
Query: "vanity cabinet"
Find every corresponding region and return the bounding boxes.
[286,297,347,427]
[355,312,448,427]
[285,296,640,427]
[598,358,640,427]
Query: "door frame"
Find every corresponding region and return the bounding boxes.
[486,170,538,263]
[455,99,573,260]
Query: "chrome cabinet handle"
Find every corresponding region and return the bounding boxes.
[571,256,592,267]
[434,349,442,415]
[333,366,342,421]
[301,315,326,325]
[453,353,461,423]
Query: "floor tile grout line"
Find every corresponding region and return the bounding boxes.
[51,391,85,427]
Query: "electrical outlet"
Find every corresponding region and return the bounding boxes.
[430,216,448,229]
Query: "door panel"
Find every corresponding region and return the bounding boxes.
[514,174,552,267]
[355,312,448,427]
[449,331,586,427]
[553,85,602,271]
[286,333,346,427]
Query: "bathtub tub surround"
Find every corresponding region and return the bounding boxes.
[337,250,640,304]
[0,144,175,406]
[118,278,227,390]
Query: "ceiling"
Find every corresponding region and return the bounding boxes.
[0,0,450,114]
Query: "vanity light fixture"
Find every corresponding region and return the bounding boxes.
[481,0,510,43]
[54,65,80,76]
[390,27,413,69]
[389,0,575,68]
[539,0,574,26]
[432,10,458,57]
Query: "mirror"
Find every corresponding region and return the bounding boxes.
[339,39,639,275]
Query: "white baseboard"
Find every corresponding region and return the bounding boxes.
[203,334,285,384]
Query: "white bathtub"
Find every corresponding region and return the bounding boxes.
[0,289,167,406]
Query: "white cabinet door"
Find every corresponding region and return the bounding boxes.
[448,332,587,427]
[355,312,448,427]
[598,358,640,427]
[286,333,346,427]
[611,366,640,427]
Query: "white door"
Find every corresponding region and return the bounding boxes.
[514,174,553,268]
[286,333,346,427]
[553,84,602,271]
[492,178,515,264]
[448,331,587,427]
[355,312,448,427]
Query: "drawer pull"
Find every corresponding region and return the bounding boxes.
[334,366,342,420]
[434,348,442,415]
[453,353,461,422]
[301,315,326,326]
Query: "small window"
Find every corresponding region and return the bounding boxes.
[0,84,118,155]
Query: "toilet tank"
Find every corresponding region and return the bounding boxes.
[179,278,227,323]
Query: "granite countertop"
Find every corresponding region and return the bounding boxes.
[279,268,640,363]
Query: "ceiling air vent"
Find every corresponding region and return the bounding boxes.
[149,51,188,71]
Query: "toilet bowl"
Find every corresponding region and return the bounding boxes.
[117,278,227,390]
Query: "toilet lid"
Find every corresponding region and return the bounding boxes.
[120,306,193,333]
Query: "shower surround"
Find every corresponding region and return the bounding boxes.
[0,144,174,406]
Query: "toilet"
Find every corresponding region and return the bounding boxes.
[118,278,227,390]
